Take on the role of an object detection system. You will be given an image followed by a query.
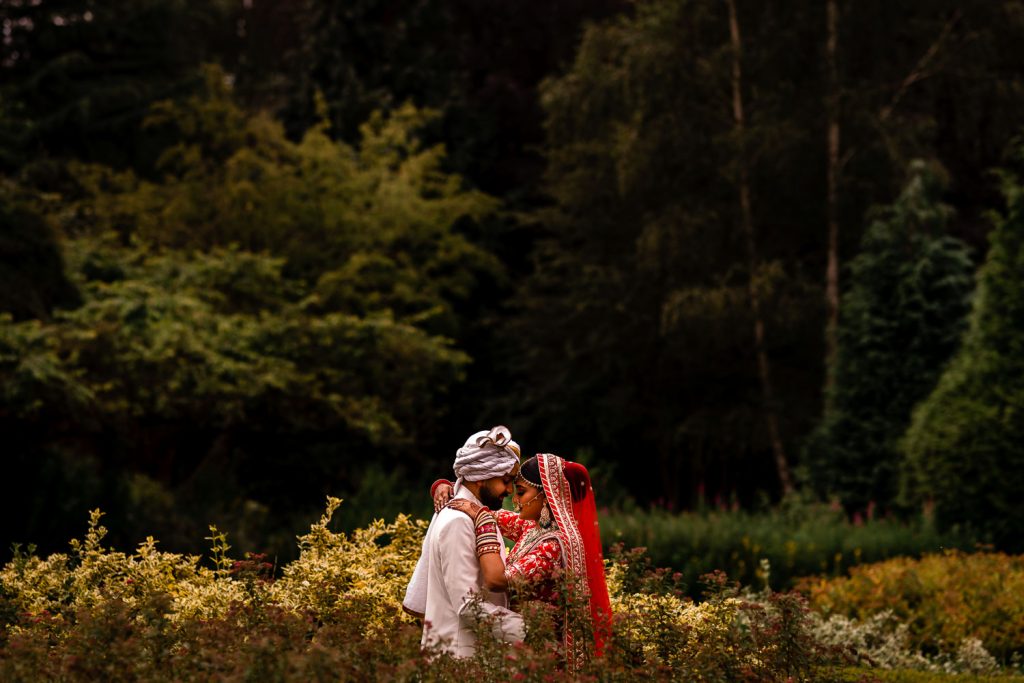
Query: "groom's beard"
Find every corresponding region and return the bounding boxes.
[478,487,506,510]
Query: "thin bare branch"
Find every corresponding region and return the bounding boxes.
[879,9,963,122]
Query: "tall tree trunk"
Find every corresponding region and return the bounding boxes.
[823,6,959,412]
[726,0,794,495]
[824,0,841,412]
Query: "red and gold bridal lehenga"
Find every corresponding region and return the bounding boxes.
[437,454,612,672]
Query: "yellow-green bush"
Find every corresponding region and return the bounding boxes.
[268,497,427,633]
[0,499,836,681]
[6,502,1020,681]
[800,551,1024,661]
[830,667,1024,682]
[606,561,827,679]
[0,499,426,640]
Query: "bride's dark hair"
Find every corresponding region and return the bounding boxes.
[518,456,542,489]
[520,455,589,503]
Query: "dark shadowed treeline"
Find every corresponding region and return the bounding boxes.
[3,0,1024,559]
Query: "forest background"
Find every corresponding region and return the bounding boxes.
[2,0,1024,566]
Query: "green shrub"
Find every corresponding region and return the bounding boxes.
[800,551,1024,662]
[830,668,1024,682]
[600,502,968,594]
[0,502,845,681]
[5,503,1019,681]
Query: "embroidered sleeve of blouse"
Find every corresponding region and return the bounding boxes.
[494,509,532,542]
[505,540,562,584]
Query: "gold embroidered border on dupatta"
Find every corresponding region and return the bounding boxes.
[537,453,590,674]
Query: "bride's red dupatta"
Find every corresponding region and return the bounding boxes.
[538,454,613,670]
[564,461,612,656]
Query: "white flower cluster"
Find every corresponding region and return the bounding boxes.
[808,603,1000,674]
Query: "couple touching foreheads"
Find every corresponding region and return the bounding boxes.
[403,426,612,672]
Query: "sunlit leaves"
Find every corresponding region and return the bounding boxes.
[1,239,469,445]
[1,70,495,459]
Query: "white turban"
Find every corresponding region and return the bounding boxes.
[453,425,521,492]
[402,425,522,618]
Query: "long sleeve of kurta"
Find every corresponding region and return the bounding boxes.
[419,501,524,655]
[438,513,483,612]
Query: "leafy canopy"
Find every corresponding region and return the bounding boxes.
[0,68,502,554]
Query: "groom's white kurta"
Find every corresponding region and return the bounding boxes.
[404,487,524,656]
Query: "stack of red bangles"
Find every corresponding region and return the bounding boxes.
[474,509,501,557]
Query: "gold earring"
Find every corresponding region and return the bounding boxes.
[539,503,551,528]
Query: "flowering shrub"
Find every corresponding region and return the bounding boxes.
[607,557,829,680]
[1,501,1019,681]
[799,550,1024,662]
[808,611,1005,675]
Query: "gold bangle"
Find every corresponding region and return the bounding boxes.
[476,543,501,558]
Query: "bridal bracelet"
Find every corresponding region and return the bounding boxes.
[474,509,502,558]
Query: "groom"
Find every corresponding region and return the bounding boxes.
[403,426,524,656]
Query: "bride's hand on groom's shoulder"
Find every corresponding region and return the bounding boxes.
[433,482,454,512]
[446,498,482,519]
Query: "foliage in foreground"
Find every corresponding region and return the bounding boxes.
[800,551,1024,664]
[832,668,1024,683]
[2,501,1019,681]
[0,500,831,681]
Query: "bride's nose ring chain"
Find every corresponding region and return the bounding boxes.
[514,496,540,513]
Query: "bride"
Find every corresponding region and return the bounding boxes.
[432,453,611,671]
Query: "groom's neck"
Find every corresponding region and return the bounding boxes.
[462,481,483,501]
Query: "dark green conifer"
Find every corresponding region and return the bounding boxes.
[903,149,1024,549]
[804,161,973,513]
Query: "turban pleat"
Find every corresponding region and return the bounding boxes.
[453,425,521,492]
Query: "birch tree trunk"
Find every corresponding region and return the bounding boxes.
[725,0,794,495]
[824,0,841,411]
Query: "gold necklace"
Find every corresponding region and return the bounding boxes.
[509,519,558,564]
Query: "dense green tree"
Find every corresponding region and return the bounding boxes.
[61,66,499,331]
[821,1,1024,399]
[802,161,973,513]
[508,0,825,505]
[282,0,626,195]
[1,242,469,554]
[1,238,469,476]
[7,0,1024,547]
[902,147,1024,549]
[501,0,1024,507]
[1,71,500,555]
[0,186,80,320]
[0,0,236,169]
